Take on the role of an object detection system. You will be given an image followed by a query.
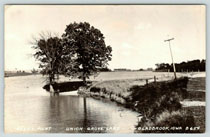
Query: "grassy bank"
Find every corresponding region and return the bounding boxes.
[79,79,147,104]
[83,77,205,133]
[185,91,205,101]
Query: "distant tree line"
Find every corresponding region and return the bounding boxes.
[98,67,112,72]
[155,59,205,72]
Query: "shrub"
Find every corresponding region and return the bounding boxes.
[90,87,101,93]
[129,77,188,118]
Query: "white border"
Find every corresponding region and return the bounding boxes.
[0,0,209,137]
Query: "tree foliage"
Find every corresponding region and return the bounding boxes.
[32,33,63,84]
[32,22,112,84]
[62,22,112,83]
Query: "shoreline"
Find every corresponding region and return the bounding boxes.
[4,73,39,78]
[77,76,205,133]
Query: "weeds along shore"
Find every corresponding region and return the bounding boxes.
[78,77,205,133]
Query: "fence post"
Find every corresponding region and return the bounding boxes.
[154,76,156,83]
[146,79,148,85]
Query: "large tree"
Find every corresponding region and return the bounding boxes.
[32,33,63,84]
[62,22,112,84]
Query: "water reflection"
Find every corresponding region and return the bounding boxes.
[5,75,139,133]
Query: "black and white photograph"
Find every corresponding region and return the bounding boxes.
[4,5,206,133]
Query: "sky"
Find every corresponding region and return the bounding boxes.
[5,5,206,71]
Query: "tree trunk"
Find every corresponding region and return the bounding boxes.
[49,76,53,85]
[82,76,86,85]
[49,73,54,85]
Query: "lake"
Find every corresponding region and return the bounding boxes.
[4,71,183,133]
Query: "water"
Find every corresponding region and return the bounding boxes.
[5,74,140,133]
[4,71,185,133]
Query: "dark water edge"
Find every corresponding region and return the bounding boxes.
[43,81,91,93]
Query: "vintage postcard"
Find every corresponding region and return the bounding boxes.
[4,5,206,133]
